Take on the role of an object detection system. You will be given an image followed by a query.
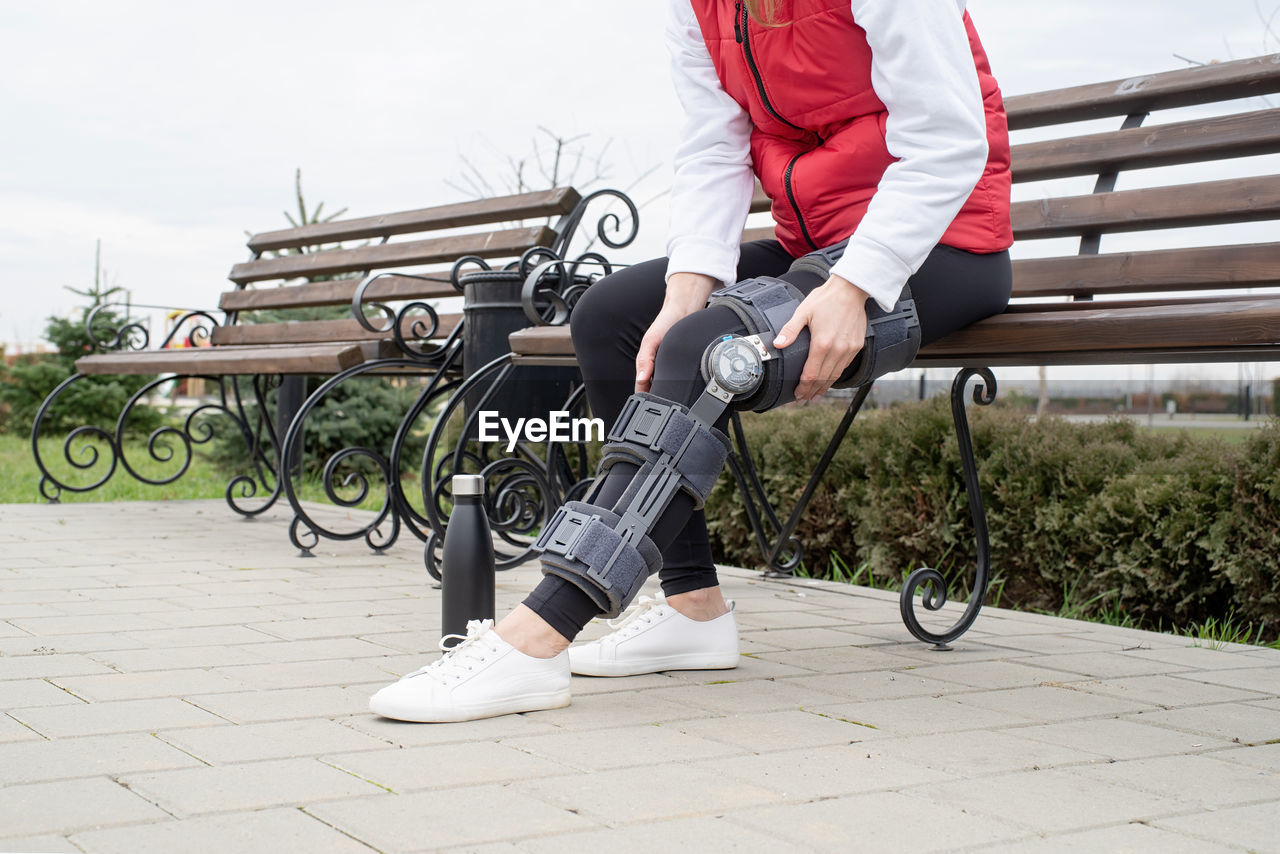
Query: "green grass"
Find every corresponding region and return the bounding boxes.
[4,432,229,503]
[2,432,419,513]
[807,543,1280,650]
[1180,611,1280,650]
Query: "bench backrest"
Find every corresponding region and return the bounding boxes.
[209,188,584,349]
[744,54,1280,309]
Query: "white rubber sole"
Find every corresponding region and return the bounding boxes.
[369,689,571,723]
[571,652,740,678]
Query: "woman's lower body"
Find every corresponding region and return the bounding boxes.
[369,239,1011,722]
[523,239,1012,644]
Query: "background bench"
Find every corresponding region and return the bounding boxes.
[31,188,591,517]
[495,52,1280,646]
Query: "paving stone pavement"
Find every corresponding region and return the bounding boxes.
[2,500,1279,853]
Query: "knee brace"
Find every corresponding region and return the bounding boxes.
[532,241,921,618]
[532,393,731,617]
[701,241,922,409]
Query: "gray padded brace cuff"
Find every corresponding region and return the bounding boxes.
[786,240,921,390]
[533,501,661,618]
[833,283,921,389]
[600,393,731,507]
[705,278,810,412]
[785,238,848,282]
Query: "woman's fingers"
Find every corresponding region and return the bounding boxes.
[797,335,864,401]
[772,307,810,350]
[634,337,656,393]
[635,319,671,393]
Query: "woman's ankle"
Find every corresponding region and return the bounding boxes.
[495,605,572,658]
[666,586,730,622]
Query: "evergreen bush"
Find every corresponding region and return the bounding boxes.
[702,399,1280,639]
[0,305,163,438]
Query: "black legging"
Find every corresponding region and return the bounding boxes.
[523,239,1011,640]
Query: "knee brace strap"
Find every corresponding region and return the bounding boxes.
[786,241,923,390]
[534,501,661,618]
[835,283,921,389]
[599,393,730,508]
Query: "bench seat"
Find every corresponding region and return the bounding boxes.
[508,293,1280,370]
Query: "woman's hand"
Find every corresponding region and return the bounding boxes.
[772,274,870,402]
[635,272,718,393]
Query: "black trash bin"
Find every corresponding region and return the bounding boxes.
[460,269,582,437]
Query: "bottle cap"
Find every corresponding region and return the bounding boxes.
[452,474,485,497]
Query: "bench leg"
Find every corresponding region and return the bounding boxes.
[31,372,281,516]
[898,367,997,649]
[726,384,873,576]
[31,373,119,502]
[280,356,460,557]
[222,374,285,519]
[419,354,594,580]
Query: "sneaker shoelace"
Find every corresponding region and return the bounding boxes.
[405,619,501,684]
[603,595,668,641]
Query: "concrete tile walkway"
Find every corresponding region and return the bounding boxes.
[1,499,1279,853]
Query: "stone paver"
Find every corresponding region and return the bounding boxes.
[306,787,594,851]
[2,499,1279,853]
[0,732,202,785]
[1154,802,1280,852]
[0,776,166,837]
[730,790,1026,852]
[68,807,376,854]
[119,757,386,817]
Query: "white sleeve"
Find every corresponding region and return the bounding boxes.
[829,0,989,312]
[664,0,756,288]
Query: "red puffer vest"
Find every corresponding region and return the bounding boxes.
[689,0,1013,257]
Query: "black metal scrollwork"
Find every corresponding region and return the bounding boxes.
[418,353,597,580]
[32,319,280,517]
[899,367,997,649]
[549,188,640,256]
[519,252,618,328]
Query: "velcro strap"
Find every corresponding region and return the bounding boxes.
[600,394,729,506]
[534,501,659,618]
[838,287,921,389]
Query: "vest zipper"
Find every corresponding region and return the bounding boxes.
[739,2,821,250]
[739,2,809,136]
[784,153,819,251]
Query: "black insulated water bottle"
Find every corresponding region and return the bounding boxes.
[440,474,496,648]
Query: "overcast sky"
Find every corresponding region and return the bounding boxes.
[2,0,1277,381]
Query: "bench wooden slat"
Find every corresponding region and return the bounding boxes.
[920,297,1280,358]
[1005,293,1274,313]
[228,225,553,285]
[246,188,581,253]
[1011,108,1280,182]
[76,343,367,376]
[210,313,462,347]
[219,273,457,313]
[1012,243,1280,298]
[741,225,778,243]
[509,296,1280,366]
[750,186,771,213]
[1011,175,1280,239]
[1005,53,1280,130]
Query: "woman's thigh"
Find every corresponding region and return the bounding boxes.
[650,243,1013,407]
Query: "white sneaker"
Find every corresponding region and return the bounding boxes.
[569,595,740,677]
[369,620,571,722]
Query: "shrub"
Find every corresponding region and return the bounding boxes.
[1210,422,1280,628]
[702,399,1280,639]
[1,308,163,438]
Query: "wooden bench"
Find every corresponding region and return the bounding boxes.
[31,188,591,515]
[501,52,1280,646]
